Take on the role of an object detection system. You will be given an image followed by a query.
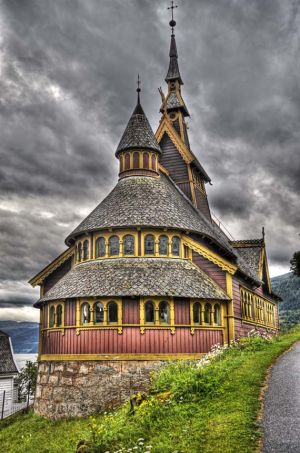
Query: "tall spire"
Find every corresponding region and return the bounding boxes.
[165,1,183,85]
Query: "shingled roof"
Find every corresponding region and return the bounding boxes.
[66,174,234,255]
[116,102,161,155]
[231,239,264,279]
[36,257,229,305]
[0,330,19,375]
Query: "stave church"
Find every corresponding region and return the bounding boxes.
[30,7,280,418]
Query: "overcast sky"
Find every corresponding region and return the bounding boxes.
[0,0,299,323]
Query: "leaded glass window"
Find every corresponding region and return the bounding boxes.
[123,235,135,255]
[78,242,82,262]
[108,302,118,323]
[144,234,155,255]
[81,303,90,324]
[159,235,168,255]
[109,236,120,256]
[94,302,104,324]
[193,302,201,324]
[96,237,106,258]
[171,236,180,256]
[145,301,154,323]
[204,303,211,324]
[159,301,169,324]
[56,305,63,327]
[49,306,55,328]
[83,240,89,260]
[214,304,221,325]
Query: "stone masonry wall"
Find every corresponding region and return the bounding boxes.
[34,360,164,419]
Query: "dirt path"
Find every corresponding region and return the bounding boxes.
[262,341,300,452]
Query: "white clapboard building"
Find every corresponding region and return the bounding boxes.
[0,330,19,414]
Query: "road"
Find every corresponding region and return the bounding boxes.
[262,341,300,452]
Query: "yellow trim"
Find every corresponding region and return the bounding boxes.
[258,248,272,293]
[48,301,65,330]
[240,287,276,328]
[183,235,237,274]
[29,247,75,287]
[77,297,122,329]
[156,115,193,164]
[39,353,205,362]
[226,273,235,341]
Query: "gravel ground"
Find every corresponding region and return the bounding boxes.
[262,341,300,452]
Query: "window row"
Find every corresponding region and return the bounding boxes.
[48,300,222,328]
[240,289,275,326]
[119,151,158,173]
[76,234,182,262]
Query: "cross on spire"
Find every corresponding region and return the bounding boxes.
[168,1,178,33]
[136,74,141,104]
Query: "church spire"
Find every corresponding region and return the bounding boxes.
[165,2,183,85]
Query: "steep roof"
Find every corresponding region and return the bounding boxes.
[36,257,229,305]
[66,174,234,257]
[231,239,264,279]
[0,330,19,375]
[116,102,161,155]
[166,33,183,84]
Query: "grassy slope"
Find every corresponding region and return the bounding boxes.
[1,327,300,453]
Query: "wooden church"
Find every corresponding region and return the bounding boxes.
[30,10,280,418]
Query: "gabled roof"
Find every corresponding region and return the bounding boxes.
[36,257,229,305]
[29,247,74,287]
[116,101,161,155]
[0,330,19,375]
[230,239,264,279]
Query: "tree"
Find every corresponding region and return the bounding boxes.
[290,251,300,277]
[16,361,38,401]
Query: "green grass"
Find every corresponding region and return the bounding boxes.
[1,327,300,453]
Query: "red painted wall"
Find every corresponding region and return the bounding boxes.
[192,251,227,291]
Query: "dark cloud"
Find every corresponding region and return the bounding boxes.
[0,0,299,316]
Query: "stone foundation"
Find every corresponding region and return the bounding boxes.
[34,360,164,419]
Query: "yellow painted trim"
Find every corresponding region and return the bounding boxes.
[39,353,205,362]
[226,273,235,341]
[183,235,237,274]
[156,115,193,164]
[29,246,75,287]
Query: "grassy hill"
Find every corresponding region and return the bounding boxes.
[271,272,300,328]
[1,327,300,453]
[0,321,39,353]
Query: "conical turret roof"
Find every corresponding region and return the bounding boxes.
[116,99,161,155]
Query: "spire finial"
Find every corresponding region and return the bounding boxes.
[168,1,178,34]
[262,226,265,240]
[137,74,141,104]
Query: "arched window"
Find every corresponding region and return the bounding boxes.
[204,303,211,324]
[83,240,89,260]
[108,301,118,323]
[171,236,180,256]
[78,242,82,262]
[49,306,55,328]
[109,236,120,256]
[125,152,130,170]
[56,304,63,327]
[145,301,154,323]
[193,302,201,324]
[151,154,157,171]
[119,154,124,173]
[123,235,135,255]
[133,151,140,168]
[159,235,168,255]
[96,237,106,258]
[214,304,221,325]
[94,302,104,324]
[144,234,155,255]
[159,301,169,324]
[81,303,90,324]
[143,152,149,169]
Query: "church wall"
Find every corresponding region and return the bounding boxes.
[64,300,76,326]
[192,251,227,291]
[174,298,190,324]
[122,299,140,324]
[194,187,211,220]
[41,327,223,356]
[42,306,48,328]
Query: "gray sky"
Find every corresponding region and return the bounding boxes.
[0,0,299,322]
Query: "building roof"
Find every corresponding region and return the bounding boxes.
[116,101,161,155]
[66,174,234,256]
[0,330,19,375]
[36,257,230,305]
[166,33,183,85]
[231,239,264,278]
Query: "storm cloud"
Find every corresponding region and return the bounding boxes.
[0,0,299,321]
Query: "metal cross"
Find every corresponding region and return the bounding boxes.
[168,1,178,22]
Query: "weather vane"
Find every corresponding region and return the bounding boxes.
[168,1,178,33]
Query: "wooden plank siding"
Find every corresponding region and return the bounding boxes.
[122,299,140,324]
[174,298,190,324]
[42,327,223,355]
[192,251,227,291]
[64,300,76,326]
[43,258,72,294]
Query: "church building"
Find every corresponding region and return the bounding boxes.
[30,10,280,419]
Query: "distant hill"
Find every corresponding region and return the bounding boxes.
[271,272,300,328]
[0,321,39,353]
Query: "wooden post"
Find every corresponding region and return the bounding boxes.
[1,391,5,420]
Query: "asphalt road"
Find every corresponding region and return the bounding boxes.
[262,341,300,453]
